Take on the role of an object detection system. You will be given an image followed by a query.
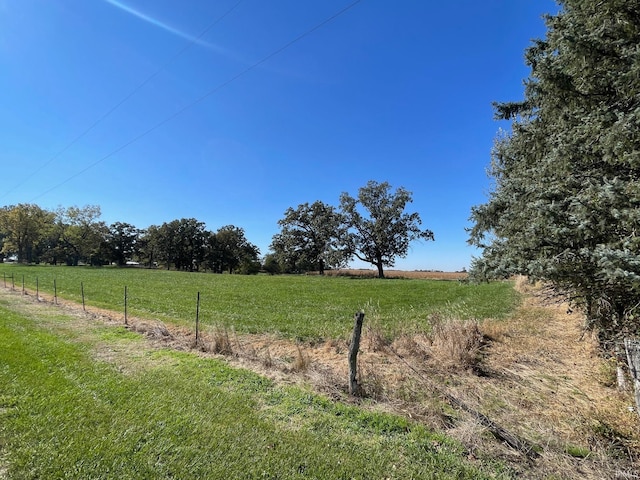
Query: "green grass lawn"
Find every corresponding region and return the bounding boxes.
[0,265,518,339]
[0,296,512,479]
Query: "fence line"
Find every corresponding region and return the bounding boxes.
[0,271,208,335]
[2,272,216,356]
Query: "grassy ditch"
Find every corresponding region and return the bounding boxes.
[0,297,511,479]
[0,265,518,340]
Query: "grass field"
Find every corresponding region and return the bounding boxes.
[0,294,511,479]
[0,265,518,339]
[2,267,638,478]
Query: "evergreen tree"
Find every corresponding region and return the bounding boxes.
[469,1,640,346]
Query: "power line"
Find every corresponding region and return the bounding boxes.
[29,0,362,203]
[1,0,244,201]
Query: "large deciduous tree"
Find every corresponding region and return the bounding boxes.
[55,205,107,266]
[207,225,260,274]
[340,181,434,278]
[149,218,207,271]
[106,222,140,266]
[468,0,640,404]
[137,225,162,268]
[173,218,207,271]
[271,201,348,274]
[0,204,55,263]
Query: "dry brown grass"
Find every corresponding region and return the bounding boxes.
[130,320,173,340]
[390,332,430,360]
[364,323,389,352]
[360,360,386,400]
[428,316,484,371]
[208,325,233,355]
[291,345,310,372]
[262,347,274,368]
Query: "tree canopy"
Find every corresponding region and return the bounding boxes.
[208,225,260,274]
[468,0,640,347]
[270,201,348,274]
[106,222,140,267]
[340,181,434,278]
[0,204,54,264]
[269,181,433,277]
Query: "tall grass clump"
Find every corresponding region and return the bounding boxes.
[428,315,484,371]
[208,324,233,355]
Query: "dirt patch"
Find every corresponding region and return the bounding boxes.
[1,281,638,478]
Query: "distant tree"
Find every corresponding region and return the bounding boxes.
[262,253,282,275]
[205,232,222,273]
[138,219,208,271]
[237,254,261,275]
[38,220,65,265]
[207,225,260,274]
[271,201,348,274]
[340,181,434,278]
[106,222,140,266]
[0,227,6,263]
[55,205,107,266]
[269,234,313,274]
[174,218,207,271]
[149,222,177,270]
[0,204,55,263]
[137,225,162,268]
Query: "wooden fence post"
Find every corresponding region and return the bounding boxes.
[349,311,365,396]
[36,277,39,300]
[54,278,57,304]
[624,338,640,419]
[22,275,25,295]
[81,282,85,311]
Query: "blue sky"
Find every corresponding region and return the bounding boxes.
[0,0,558,271]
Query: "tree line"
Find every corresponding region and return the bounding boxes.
[0,204,261,274]
[0,181,433,278]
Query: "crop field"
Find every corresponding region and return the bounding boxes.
[0,293,510,479]
[0,265,518,340]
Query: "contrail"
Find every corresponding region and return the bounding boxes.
[103,0,227,53]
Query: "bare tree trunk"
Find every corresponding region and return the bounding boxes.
[349,312,365,396]
[624,338,640,418]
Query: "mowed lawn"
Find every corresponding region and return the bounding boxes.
[0,265,518,339]
[0,295,511,479]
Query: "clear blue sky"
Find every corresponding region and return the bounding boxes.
[0,0,559,271]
